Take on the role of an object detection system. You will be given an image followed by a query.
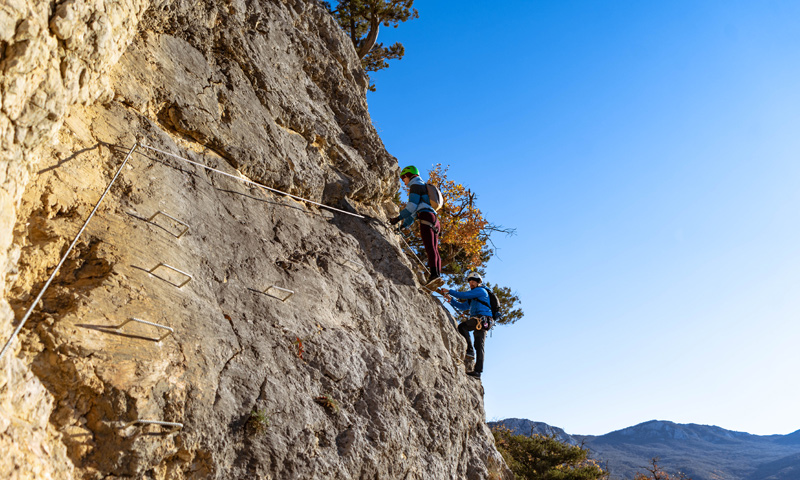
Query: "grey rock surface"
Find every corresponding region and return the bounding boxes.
[1,0,511,478]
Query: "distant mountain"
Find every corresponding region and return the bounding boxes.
[491,418,579,446]
[490,419,800,480]
[747,452,800,480]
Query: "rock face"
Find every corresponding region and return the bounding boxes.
[0,1,509,479]
[1,1,149,478]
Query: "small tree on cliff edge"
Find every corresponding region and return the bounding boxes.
[634,458,692,480]
[398,164,524,325]
[325,0,419,89]
[492,426,609,480]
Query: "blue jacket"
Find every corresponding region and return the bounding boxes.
[398,176,435,228]
[449,286,492,317]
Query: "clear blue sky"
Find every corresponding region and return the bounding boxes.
[366,1,800,436]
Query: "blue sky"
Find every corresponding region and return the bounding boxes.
[366,1,800,436]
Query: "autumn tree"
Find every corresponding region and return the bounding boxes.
[633,458,692,480]
[399,164,523,325]
[325,0,418,89]
[492,426,609,480]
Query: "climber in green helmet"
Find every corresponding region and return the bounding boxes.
[390,165,443,289]
[400,165,419,177]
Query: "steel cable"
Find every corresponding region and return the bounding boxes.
[137,143,365,219]
[0,143,139,360]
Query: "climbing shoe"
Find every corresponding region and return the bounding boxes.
[464,350,475,361]
[467,371,481,379]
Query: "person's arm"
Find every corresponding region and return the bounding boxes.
[450,298,469,311]
[449,288,486,301]
[439,288,468,310]
[391,182,427,228]
[448,288,466,300]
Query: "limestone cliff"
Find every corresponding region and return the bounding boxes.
[0,1,510,478]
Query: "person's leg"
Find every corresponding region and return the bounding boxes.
[473,328,486,374]
[458,320,475,356]
[418,212,440,278]
[431,213,441,276]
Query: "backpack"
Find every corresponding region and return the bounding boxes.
[426,183,444,211]
[473,287,501,329]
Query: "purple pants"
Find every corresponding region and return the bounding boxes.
[418,211,441,277]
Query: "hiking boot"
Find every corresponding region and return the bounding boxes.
[424,275,444,289]
[467,371,481,379]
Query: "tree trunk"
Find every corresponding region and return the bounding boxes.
[357,14,380,58]
[349,14,358,46]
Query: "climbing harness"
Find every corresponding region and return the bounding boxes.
[417,218,439,234]
[472,316,492,331]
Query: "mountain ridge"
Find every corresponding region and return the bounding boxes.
[491,418,800,480]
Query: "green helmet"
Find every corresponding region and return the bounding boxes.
[400,165,420,177]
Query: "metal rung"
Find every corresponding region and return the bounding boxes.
[261,285,294,302]
[117,317,174,342]
[340,259,364,272]
[148,263,192,288]
[147,211,189,238]
[124,419,183,430]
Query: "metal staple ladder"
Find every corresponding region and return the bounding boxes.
[339,258,365,272]
[147,210,190,238]
[260,285,295,302]
[124,419,184,430]
[116,317,174,342]
[1,139,388,440]
[147,262,193,288]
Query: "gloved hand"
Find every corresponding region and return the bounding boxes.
[389,216,402,225]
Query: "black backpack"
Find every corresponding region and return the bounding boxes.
[472,287,501,329]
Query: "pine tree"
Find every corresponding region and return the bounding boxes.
[492,427,609,480]
[325,1,419,89]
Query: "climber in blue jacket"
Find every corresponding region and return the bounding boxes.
[441,271,491,380]
[389,165,442,288]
